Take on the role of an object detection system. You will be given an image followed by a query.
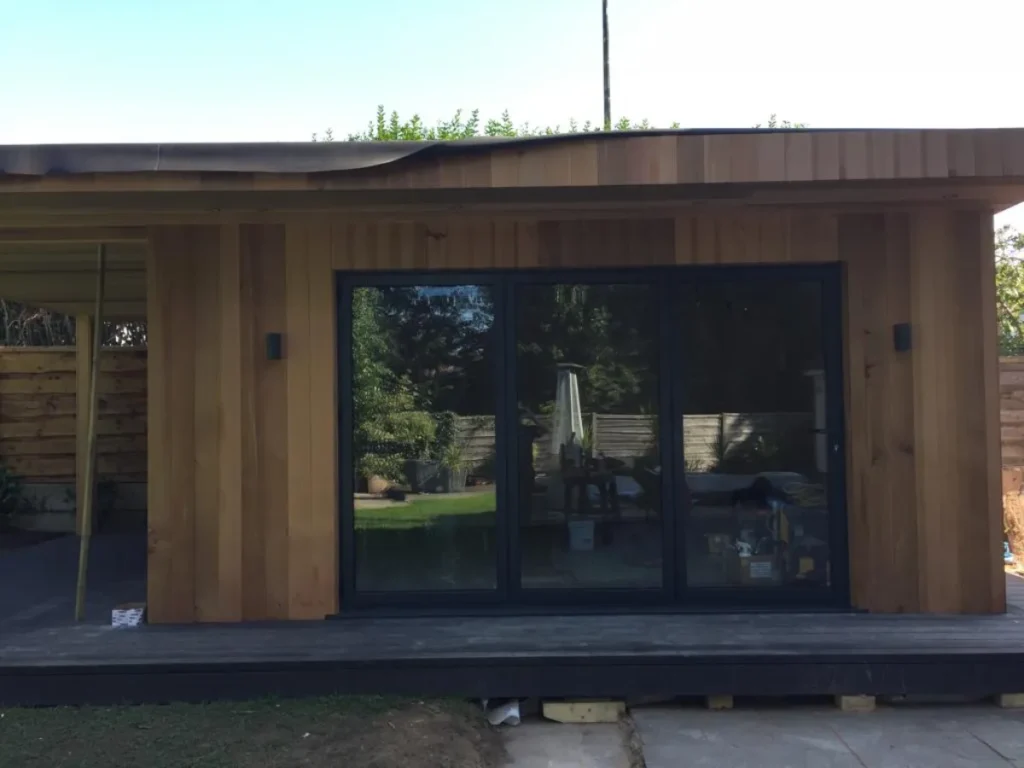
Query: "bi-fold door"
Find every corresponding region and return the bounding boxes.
[337,265,848,612]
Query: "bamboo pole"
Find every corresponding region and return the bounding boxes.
[74,313,93,536]
[74,244,106,622]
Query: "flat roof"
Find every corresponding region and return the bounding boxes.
[1,129,1023,196]
[0,128,946,176]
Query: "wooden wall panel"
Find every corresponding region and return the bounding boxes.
[948,211,1003,612]
[841,209,1003,614]
[216,222,244,623]
[307,218,340,619]
[145,209,1004,621]
[284,220,314,617]
[246,223,290,619]
[147,221,338,623]
[147,225,198,623]
[192,225,223,622]
[840,213,919,612]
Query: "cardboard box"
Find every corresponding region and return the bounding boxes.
[112,602,146,628]
[739,554,781,585]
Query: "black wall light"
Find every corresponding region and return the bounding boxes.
[266,332,283,360]
[893,323,912,352]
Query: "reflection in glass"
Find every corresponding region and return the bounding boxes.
[515,283,663,589]
[352,285,497,591]
[680,281,831,590]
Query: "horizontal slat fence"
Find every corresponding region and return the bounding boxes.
[1003,357,1024,465]
[455,412,810,470]
[6,349,1015,482]
[0,347,147,482]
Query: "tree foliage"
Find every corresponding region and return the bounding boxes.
[315,105,673,143]
[996,224,1024,355]
[351,287,435,480]
[0,301,145,347]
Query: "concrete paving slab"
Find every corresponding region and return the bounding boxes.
[956,708,1024,761]
[829,707,1011,767]
[502,721,631,768]
[634,705,1024,768]
[633,707,862,768]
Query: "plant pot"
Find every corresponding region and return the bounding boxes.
[440,466,468,494]
[402,461,467,494]
[405,459,443,494]
[366,475,390,495]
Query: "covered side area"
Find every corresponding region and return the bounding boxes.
[0,128,1022,640]
[0,227,147,628]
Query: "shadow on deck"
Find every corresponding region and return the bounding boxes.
[0,533,146,630]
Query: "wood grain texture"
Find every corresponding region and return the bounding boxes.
[0,345,146,484]
[904,210,1003,613]
[3,130,1023,197]
[840,214,919,612]
[146,222,338,623]
[147,226,197,623]
[216,222,244,622]
[962,212,1005,612]
[249,223,291,620]
[306,217,339,618]
[192,226,222,622]
[284,220,314,618]
[142,209,1005,621]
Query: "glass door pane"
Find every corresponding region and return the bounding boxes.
[350,284,499,592]
[679,279,833,592]
[514,282,664,590]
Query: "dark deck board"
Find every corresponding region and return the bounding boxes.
[6,612,1024,666]
[5,609,1024,705]
[3,562,1024,706]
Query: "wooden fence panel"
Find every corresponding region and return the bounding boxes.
[1002,357,1024,464]
[0,347,147,482]
[453,412,810,471]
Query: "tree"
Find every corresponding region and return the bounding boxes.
[314,105,669,143]
[351,287,435,482]
[755,114,808,129]
[996,225,1024,355]
[0,301,145,347]
[373,286,495,415]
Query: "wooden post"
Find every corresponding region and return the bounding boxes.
[74,245,106,622]
[75,314,94,536]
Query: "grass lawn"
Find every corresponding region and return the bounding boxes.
[356,490,497,530]
[0,696,503,768]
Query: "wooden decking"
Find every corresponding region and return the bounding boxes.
[1006,571,1024,613]
[5,602,1024,706]
[3,559,1023,707]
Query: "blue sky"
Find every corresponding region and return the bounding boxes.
[2,0,1023,226]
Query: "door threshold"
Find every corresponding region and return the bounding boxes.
[328,602,860,620]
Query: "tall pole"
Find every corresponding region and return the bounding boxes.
[74,244,106,622]
[602,0,611,130]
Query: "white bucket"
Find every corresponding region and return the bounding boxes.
[568,519,595,551]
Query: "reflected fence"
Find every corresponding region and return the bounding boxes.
[452,412,815,475]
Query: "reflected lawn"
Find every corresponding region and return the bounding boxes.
[355,490,497,530]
